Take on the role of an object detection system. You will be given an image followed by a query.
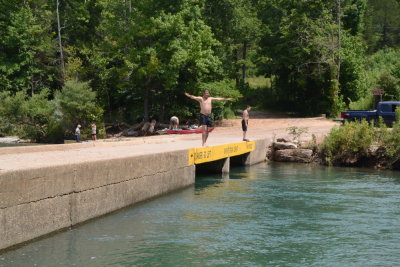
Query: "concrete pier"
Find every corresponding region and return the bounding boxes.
[0,136,268,251]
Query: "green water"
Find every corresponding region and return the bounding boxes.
[2,162,400,266]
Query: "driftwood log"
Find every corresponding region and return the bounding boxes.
[107,119,198,137]
[139,120,157,136]
[273,142,297,150]
[120,122,145,137]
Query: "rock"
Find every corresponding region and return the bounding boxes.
[274,149,313,163]
[126,130,139,137]
[276,138,291,143]
[0,137,20,143]
[266,145,274,160]
[273,142,297,150]
[367,145,380,155]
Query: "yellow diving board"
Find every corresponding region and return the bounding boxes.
[188,141,255,165]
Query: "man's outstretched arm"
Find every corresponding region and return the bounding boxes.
[185,92,202,101]
[211,97,233,101]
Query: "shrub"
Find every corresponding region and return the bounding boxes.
[383,110,400,159]
[0,90,63,142]
[286,126,308,143]
[0,91,26,136]
[321,120,376,165]
[222,106,236,119]
[349,95,374,110]
[396,107,400,122]
[0,79,105,143]
[377,71,400,100]
[54,79,104,139]
[383,121,400,158]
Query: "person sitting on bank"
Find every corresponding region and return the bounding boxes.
[169,116,179,130]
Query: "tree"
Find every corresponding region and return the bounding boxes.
[0,3,57,95]
[204,0,262,85]
[257,0,343,115]
[339,33,366,104]
[364,0,400,51]
[93,0,222,122]
[54,79,103,129]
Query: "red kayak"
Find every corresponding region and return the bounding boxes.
[166,127,214,134]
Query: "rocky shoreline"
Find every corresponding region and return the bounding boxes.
[268,138,314,163]
[268,137,400,170]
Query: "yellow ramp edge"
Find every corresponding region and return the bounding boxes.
[188,141,255,165]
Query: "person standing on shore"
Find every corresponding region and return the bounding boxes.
[185,90,232,146]
[91,123,97,141]
[75,124,81,142]
[242,105,251,141]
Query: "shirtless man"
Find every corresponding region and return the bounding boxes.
[185,90,232,146]
[242,105,251,141]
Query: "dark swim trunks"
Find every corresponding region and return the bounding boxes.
[200,113,212,127]
[242,119,248,131]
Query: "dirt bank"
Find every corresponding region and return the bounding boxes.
[0,116,339,172]
[214,116,338,143]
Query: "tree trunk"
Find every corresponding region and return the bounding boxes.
[383,11,388,47]
[56,0,65,77]
[242,41,247,84]
[57,0,65,77]
[336,0,341,82]
[160,102,165,122]
[234,48,240,87]
[143,86,149,122]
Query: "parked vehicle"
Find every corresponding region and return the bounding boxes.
[340,101,400,126]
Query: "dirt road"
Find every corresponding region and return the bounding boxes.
[0,116,339,171]
[213,116,337,143]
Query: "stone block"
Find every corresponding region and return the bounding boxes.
[0,166,74,208]
[244,139,268,165]
[71,165,195,224]
[0,195,71,251]
[274,149,313,163]
[73,150,189,192]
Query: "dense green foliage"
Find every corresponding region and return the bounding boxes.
[54,80,103,138]
[1,0,400,142]
[0,80,102,142]
[322,120,375,165]
[322,117,400,167]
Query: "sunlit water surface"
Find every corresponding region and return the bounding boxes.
[1,162,400,266]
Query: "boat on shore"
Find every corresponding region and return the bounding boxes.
[166,127,214,134]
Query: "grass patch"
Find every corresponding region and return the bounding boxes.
[247,76,271,89]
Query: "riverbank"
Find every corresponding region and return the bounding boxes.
[319,120,400,169]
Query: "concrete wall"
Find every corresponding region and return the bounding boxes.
[0,150,195,251]
[196,139,269,174]
[0,137,268,251]
[196,157,230,174]
[230,139,269,167]
[244,139,269,165]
